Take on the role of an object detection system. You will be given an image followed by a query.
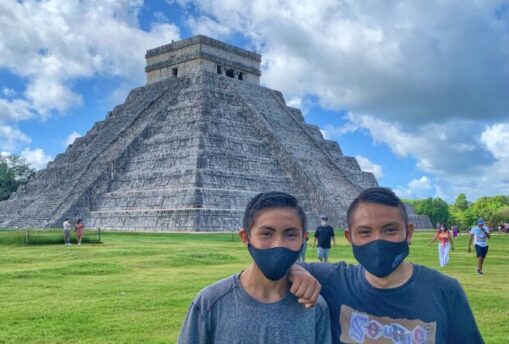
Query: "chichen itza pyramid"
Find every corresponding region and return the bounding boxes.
[0,35,432,231]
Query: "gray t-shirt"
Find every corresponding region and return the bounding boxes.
[177,273,331,344]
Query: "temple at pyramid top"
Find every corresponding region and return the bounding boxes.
[145,35,262,85]
[0,35,432,231]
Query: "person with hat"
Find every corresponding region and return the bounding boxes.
[468,218,491,275]
[313,215,336,262]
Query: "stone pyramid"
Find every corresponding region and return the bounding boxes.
[0,35,431,231]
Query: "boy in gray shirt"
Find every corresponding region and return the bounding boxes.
[178,192,331,344]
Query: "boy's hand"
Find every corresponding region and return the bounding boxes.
[288,264,321,308]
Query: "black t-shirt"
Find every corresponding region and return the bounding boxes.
[314,225,335,248]
[302,262,484,344]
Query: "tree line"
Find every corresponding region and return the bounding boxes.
[0,155,35,201]
[406,193,509,230]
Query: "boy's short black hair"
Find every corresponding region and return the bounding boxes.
[346,187,408,228]
[242,191,307,235]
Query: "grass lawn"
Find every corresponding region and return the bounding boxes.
[0,230,508,343]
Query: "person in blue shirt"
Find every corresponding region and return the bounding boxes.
[290,187,483,344]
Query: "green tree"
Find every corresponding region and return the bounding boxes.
[468,196,509,227]
[0,155,35,201]
[431,197,450,226]
[492,206,509,227]
[453,193,469,211]
[408,197,450,227]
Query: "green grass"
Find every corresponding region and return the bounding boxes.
[0,230,507,343]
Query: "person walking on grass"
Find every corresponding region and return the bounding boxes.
[178,192,331,344]
[451,223,459,238]
[428,223,454,267]
[75,218,84,246]
[468,218,490,275]
[313,216,336,262]
[63,218,72,246]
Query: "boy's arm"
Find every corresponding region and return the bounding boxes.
[288,264,321,308]
[177,302,209,344]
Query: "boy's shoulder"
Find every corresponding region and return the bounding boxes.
[192,274,239,313]
[413,264,461,291]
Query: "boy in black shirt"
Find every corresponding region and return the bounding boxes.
[290,187,483,343]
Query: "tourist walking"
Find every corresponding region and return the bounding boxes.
[429,224,454,267]
[451,224,459,238]
[75,218,84,246]
[313,216,336,262]
[468,218,490,275]
[63,218,72,246]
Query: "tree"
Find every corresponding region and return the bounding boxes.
[453,193,469,211]
[491,206,509,227]
[431,197,450,226]
[468,195,509,227]
[408,197,450,227]
[450,193,471,230]
[0,155,35,201]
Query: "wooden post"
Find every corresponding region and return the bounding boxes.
[98,227,101,243]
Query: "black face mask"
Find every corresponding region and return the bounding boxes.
[248,244,302,281]
[352,239,409,278]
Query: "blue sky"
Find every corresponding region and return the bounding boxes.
[0,0,508,202]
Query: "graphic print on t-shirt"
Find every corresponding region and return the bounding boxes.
[339,305,436,344]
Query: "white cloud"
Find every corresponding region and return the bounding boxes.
[20,148,52,170]
[64,131,81,148]
[0,123,31,151]
[286,96,314,116]
[320,120,360,140]
[186,15,232,38]
[355,155,384,179]
[345,113,494,176]
[2,88,16,97]
[394,176,436,199]
[481,123,509,160]
[0,98,34,121]
[0,0,181,152]
[0,0,181,116]
[287,96,303,109]
[183,0,509,126]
